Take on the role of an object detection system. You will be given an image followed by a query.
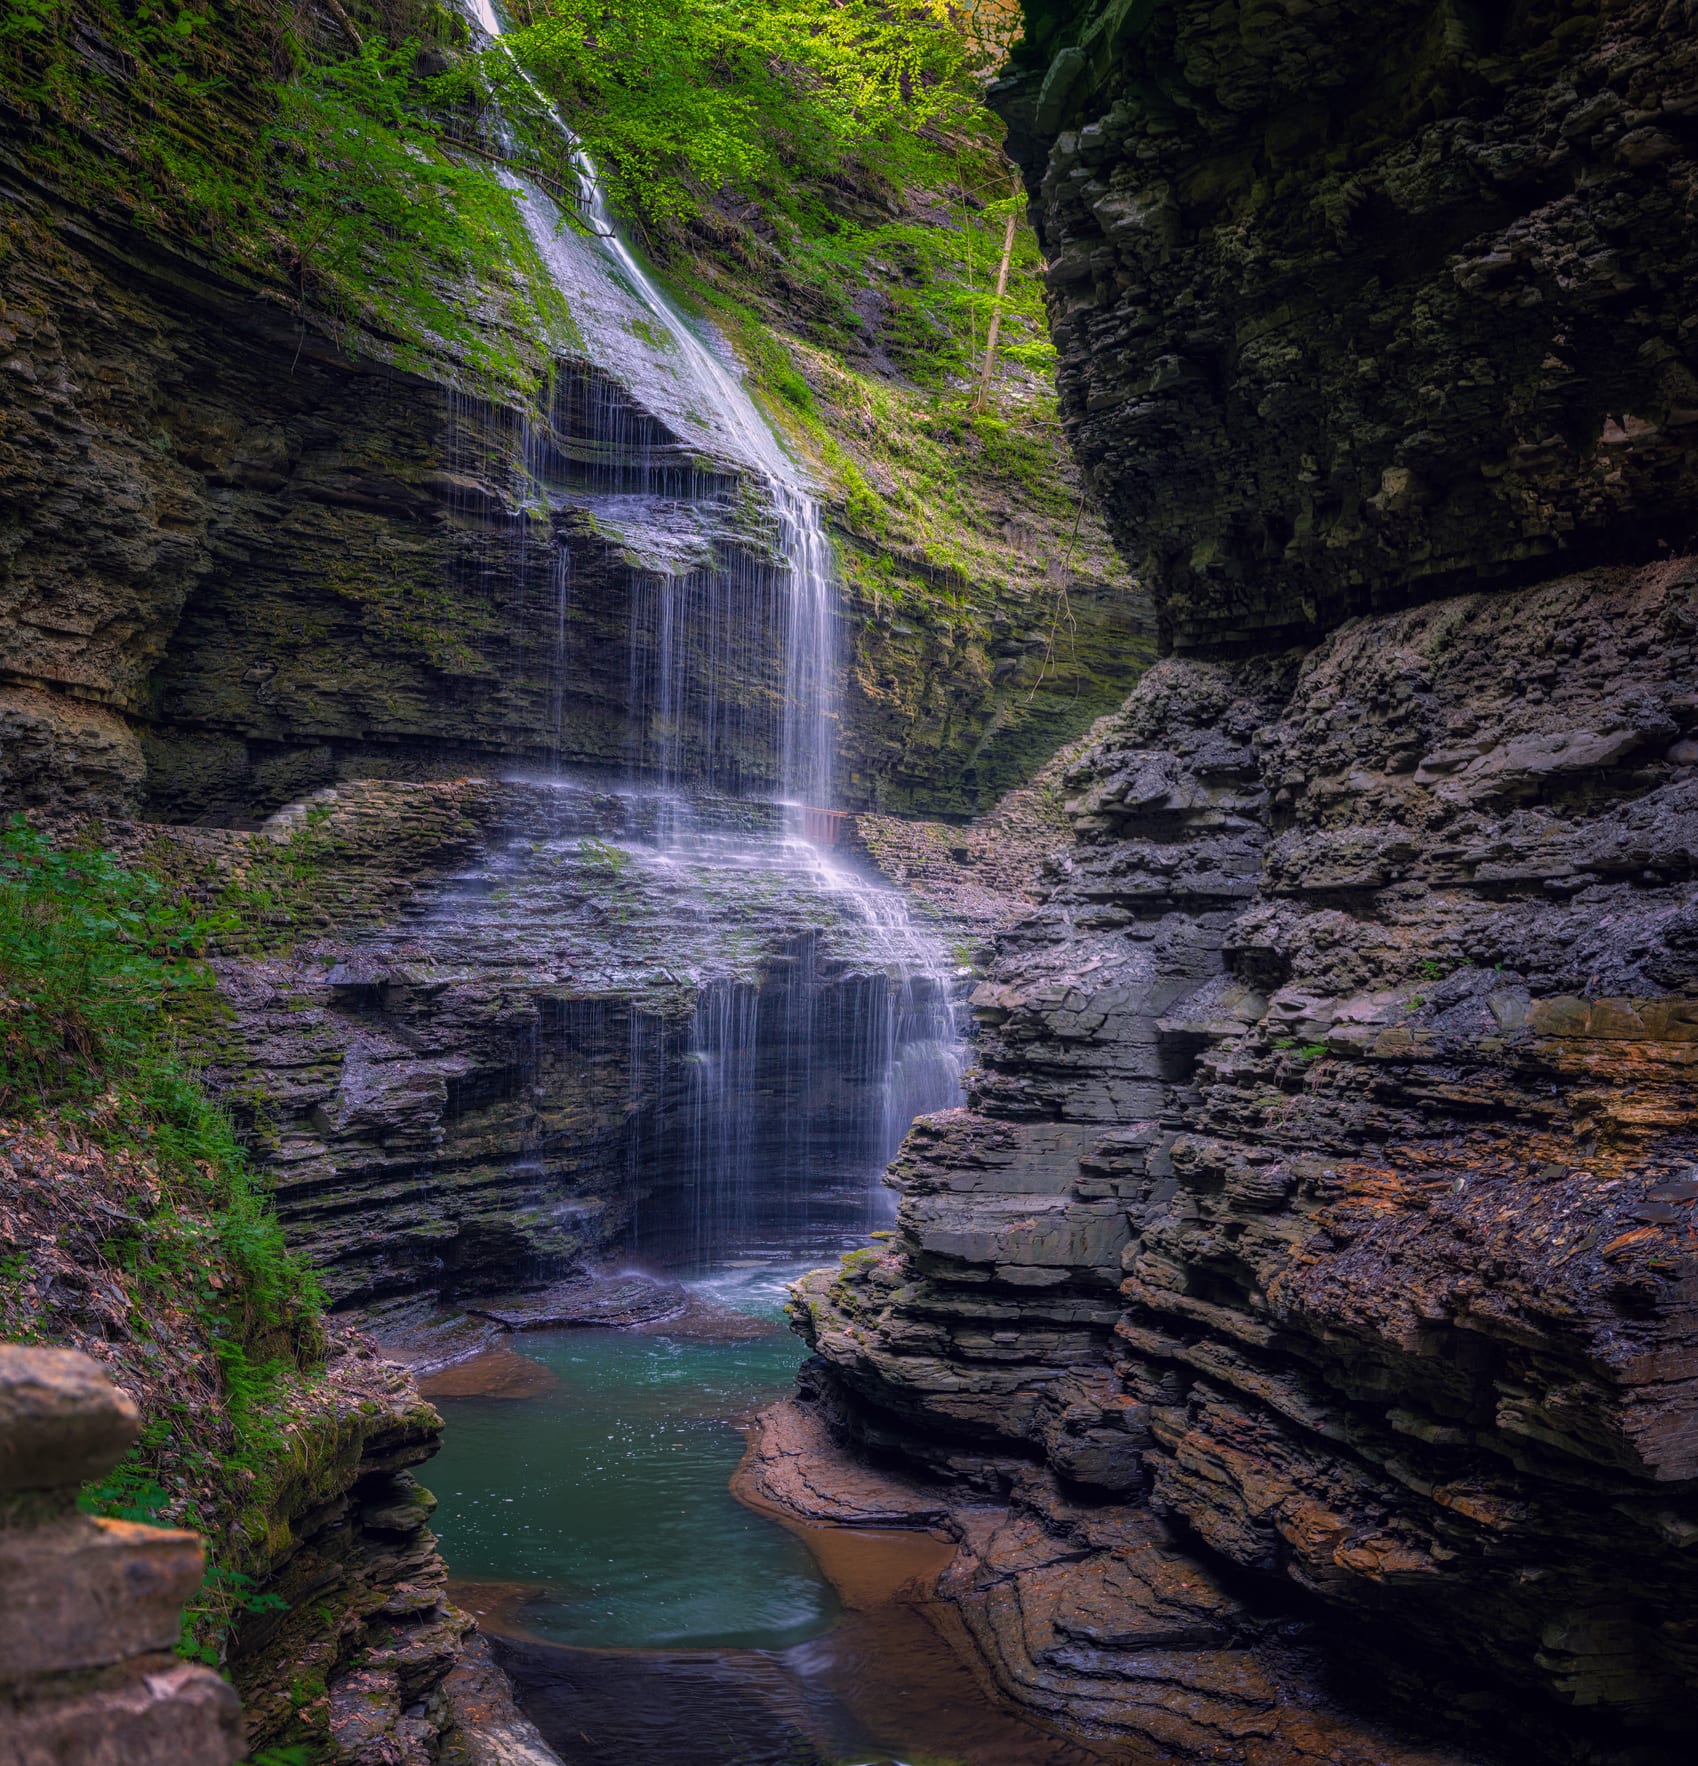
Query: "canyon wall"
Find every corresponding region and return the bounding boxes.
[0,178,1142,826]
[787,3,1698,1761]
[179,779,975,1320]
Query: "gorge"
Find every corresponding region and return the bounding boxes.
[3,3,1698,1766]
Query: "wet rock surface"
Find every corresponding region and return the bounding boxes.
[438,1632,566,1766]
[794,552,1698,1762]
[0,195,1140,824]
[180,776,964,1310]
[769,6,1698,1759]
[465,1274,688,1332]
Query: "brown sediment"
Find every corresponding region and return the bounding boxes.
[734,1397,1153,1764]
[781,1520,956,1612]
[446,1580,560,1648]
[419,1348,561,1403]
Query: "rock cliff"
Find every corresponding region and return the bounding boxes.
[782,3,1698,1761]
[0,1123,475,1763]
[0,170,1143,825]
[997,0,1698,650]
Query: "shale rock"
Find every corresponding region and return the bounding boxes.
[783,6,1698,1756]
[0,192,1138,822]
[0,1345,244,1766]
[995,0,1698,650]
[796,552,1698,1762]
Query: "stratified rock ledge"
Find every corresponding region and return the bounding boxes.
[742,1393,1478,1766]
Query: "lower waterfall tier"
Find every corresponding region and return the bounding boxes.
[190,776,969,1311]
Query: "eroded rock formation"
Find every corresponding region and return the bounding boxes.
[780,3,1698,1761]
[0,1344,245,1765]
[996,0,1698,649]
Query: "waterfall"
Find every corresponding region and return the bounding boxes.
[453,2,965,1266]
[465,0,836,812]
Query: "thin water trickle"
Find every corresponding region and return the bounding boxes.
[449,1,966,1255]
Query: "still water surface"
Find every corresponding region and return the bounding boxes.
[425,1264,1141,1766]
[428,1264,837,1652]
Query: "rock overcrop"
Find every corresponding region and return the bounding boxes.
[994,0,1698,650]
[797,553,1698,1761]
[0,1345,245,1766]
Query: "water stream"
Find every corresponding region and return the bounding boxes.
[423,1272,1142,1766]
[415,12,1108,1762]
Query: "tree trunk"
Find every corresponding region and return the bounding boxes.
[972,170,1021,415]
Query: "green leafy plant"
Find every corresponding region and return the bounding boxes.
[577,836,635,884]
[0,816,323,1658]
[1272,1037,1328,1062]
[267,34,571,382]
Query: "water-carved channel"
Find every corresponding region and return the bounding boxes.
[394,8,1137,1761]
[421,1269,1139,1765]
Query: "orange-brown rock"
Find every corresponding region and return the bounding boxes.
[791,558,1698,1763]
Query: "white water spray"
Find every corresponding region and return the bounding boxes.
[456,2,964,1260]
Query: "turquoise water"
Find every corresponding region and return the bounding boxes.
[425,1265,1142,1765]
[426,1266,839,1651]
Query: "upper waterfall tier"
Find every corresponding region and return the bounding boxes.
[462,2,784,481]
[464,0,837,809]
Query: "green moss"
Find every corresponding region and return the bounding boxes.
[0,816,326,1655]
[1,2,571,398]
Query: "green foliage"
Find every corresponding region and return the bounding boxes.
[0,814,320,1331]
[5,0,1051,402]
[1272,1037,1328,1063]
[269,35,572,383]
[6,818,190,1074]
[484,0,1052,393]
[1,1,568,391]
[494,0,964,222]
[577,835,632,877]
[0,815,323,1622]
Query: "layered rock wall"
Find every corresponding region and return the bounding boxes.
[802,555,1698,1760]
[790,3,1698,1760]
[996,0,1698,649]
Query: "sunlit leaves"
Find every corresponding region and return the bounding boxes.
[492,0,983,225]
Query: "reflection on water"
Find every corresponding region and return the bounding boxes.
[425,1274,835,1652]
[424,1269,1145,1766]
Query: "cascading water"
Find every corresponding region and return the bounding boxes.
[464,0,836,811]
[453,0,965,1264]
[409,22,1124,1763]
